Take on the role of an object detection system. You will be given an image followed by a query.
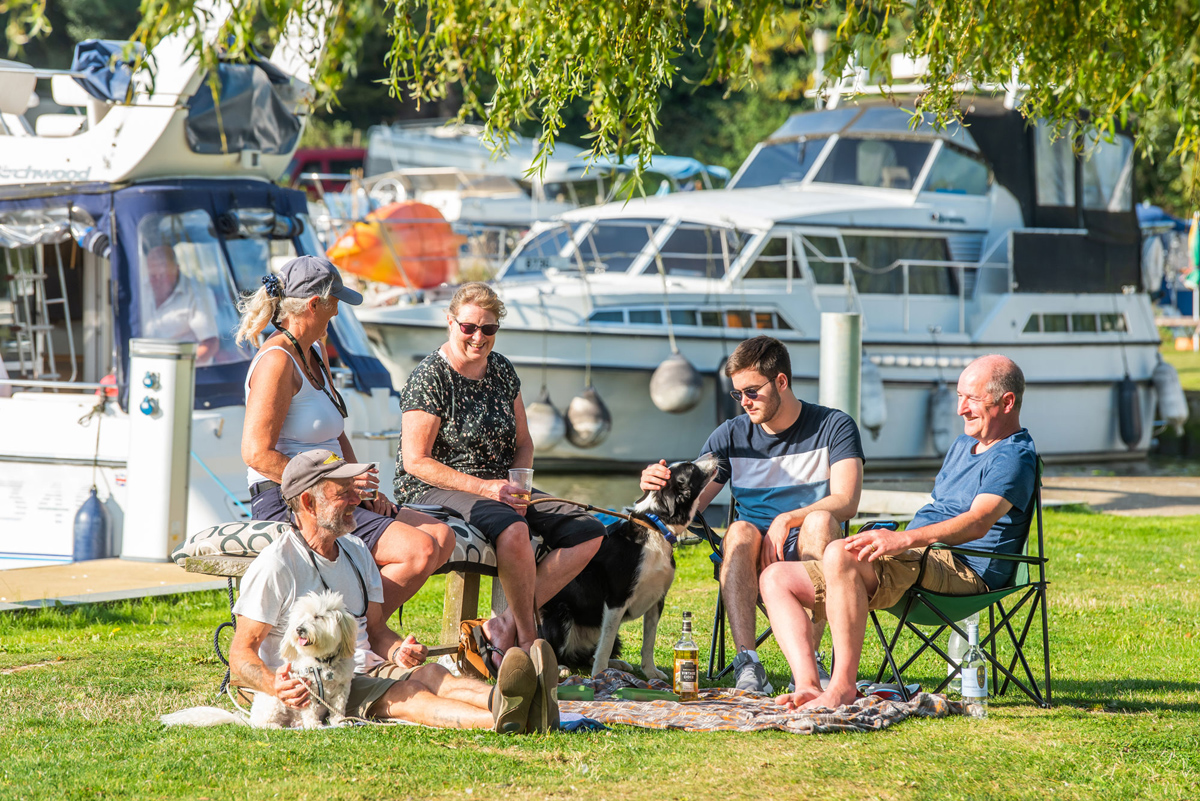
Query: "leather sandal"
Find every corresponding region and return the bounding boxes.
[458,618,503,681]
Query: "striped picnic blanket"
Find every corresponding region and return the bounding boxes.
[558,669,962,735]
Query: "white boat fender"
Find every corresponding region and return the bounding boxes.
[566,385,613,448]
[649,351,704,414]
[73,487,112,561]
[860,358,887,440]
[1151,358,1189,435]
[525,387,567,452]
[1118,375,1143,449]
[928,381,955,456]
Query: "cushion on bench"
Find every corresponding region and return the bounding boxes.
[172,516,543,576]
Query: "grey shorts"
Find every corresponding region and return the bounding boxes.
[345,661,419,719]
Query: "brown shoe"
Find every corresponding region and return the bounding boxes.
[491,648,537,734]
[528,639,561,733]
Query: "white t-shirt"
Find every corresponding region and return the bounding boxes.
[144,275,219,344]
[233,527,385,673]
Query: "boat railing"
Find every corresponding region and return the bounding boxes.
[815,254,1009,333]
[0,378,107,393]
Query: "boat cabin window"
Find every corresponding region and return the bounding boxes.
[1035,126,1076,207]
[812,138,933,190]
[841,235,953,295]
[506,224,574,276]
[136,211,249,366]
[801,235,847,284]
[574,219,657,274]
[1082,132,1134,212]
[1022,312,1127,333]
[732,138,829,189]
[921,146,991,195]
[744,236,794,280]
[586,305,790,329]
[653,224,745,278]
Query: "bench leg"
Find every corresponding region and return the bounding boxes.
[491,578,507,617]
[440,571,481,649]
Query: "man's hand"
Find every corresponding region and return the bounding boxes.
[273,662,310,708]
[639,460,670,492]
[843,527,911,562]
[764,514,796,566]
[392,634,428,667]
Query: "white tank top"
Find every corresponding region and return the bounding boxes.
[245,344,344,487]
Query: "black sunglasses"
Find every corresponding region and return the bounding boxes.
[453,319,500,336]
[729,378,773,402]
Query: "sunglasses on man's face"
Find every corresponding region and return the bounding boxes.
[729,378,773,403]
[453,319,500,336]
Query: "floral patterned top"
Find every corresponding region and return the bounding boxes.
[394,349,522,503]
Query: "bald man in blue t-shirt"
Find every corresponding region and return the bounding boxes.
[640,336,865,694]
[761,354,1037,711]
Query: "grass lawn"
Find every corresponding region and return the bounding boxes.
[2,509,1199,801]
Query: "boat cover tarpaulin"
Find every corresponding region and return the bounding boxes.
[186,60,312,155]
[0,179,392,410]
[71,40,146,103]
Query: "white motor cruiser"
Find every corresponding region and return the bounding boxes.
[357,95,1182,470]
[0,10,400,569]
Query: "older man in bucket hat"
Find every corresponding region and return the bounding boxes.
[229,448,561,731]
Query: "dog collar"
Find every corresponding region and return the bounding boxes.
[644,513,675,544]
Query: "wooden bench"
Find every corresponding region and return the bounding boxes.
[185,552,507,689]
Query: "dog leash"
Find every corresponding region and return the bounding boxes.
[526,496,668,537]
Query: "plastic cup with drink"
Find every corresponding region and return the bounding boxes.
[508,467,534,509]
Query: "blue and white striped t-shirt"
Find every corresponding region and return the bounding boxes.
[701,403,864,532]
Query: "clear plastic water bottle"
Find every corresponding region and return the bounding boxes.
[947,611,980,692]
[961,620,988,719]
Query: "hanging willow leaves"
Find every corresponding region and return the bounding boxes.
[4,0,1199,189]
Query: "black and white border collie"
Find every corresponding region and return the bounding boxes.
[538,454,720,679]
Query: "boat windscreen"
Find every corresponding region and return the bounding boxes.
[504,223,574,277]
[652,224,747,278]
[921,146,991,195]
[732,137,829,189]
[572,218,658,273]
[135,210,251,367]
[1081,131,1134,212]
[812,138,933,190]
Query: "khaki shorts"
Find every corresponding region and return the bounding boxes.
[345,661,420,718]
[802,547,988,623]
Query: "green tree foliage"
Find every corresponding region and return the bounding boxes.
[3,1,1199,206]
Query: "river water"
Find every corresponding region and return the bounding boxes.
[534,454,1200,514]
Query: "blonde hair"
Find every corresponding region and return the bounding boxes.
[448,282,506,320]
[235,279,334,347]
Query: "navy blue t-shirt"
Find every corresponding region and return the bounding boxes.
[909,429,1038,589]
[701,402,864,532]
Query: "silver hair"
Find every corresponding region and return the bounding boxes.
[980,354,1025,412]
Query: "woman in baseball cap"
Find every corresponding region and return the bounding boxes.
[235,255,456,624]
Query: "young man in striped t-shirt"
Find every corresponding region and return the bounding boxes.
[640,336,864,694]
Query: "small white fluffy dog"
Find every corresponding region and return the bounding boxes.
[250,590,358,729]
[161,590,357,729]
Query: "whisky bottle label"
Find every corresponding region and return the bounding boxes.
[675,659,698,693]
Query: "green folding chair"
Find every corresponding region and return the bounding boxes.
[868,459,1051,708]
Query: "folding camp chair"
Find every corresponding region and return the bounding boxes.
[697,500,851,680]
[868,460,1051,708]
[696,502,776,680]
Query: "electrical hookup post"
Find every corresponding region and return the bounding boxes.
[120,339,196,561]
[818,312,862,424]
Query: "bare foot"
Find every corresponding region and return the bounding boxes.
[800,685,859,711]
[480,614,517,673]
[775,684,822,709]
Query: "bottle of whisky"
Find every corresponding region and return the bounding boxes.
[960,620,988,719]
[673,611,699,701]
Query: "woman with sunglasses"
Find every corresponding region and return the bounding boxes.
[237,255,456,625]
[395,282,605,673]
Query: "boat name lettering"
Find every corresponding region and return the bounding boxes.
[0,165,92,181]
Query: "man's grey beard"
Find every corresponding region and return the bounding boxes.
[316,500,356,537]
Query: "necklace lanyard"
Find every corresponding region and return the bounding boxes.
[299,536,368,618]
[278,327,348,419]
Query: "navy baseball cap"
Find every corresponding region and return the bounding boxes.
[279,255,363,306]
